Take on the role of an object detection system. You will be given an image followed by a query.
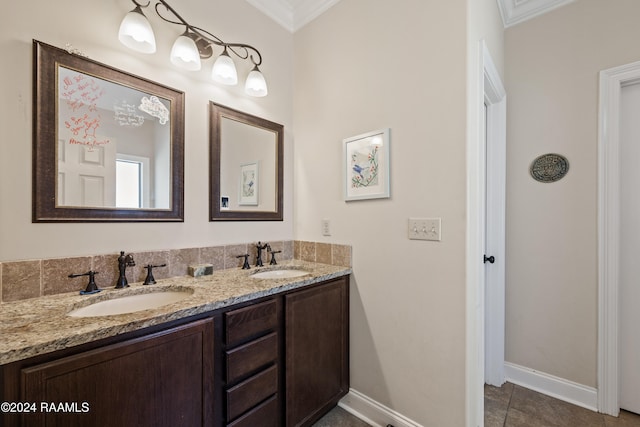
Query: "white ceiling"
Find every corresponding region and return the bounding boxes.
[246,0,576,33]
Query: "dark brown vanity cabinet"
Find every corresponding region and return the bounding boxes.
[220,276,350,427]
[0,275,349,427]
[16,318,214,427]
[285,276,349,427]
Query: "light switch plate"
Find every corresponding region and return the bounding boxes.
[408,218,441,241]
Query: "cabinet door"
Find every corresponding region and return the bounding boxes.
[21,318,214,427]
[285,277,349,427]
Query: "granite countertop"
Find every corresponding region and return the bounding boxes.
[0,261,351,365]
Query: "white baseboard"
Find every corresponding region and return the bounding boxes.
[339,388,423,427]
[504,362,598,411]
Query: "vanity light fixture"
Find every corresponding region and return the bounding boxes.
[118,0,268,97]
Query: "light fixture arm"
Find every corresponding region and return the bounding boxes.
[145,0,263,67]
[129,0,151,9]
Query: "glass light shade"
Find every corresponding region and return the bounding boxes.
[211,50,238,85]
[245,67,268,97]
[118,9,156,54]
[170,33,201,71]
[118,7,156,53]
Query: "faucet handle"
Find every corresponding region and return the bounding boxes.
[143,264,167,285]
[125,253,136,266]
[269,250,281,265]
[236,254,251,270]
[69,271,101,294]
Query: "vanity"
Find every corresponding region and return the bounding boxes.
[0,262,350,427]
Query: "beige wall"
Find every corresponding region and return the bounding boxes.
[0,0,293,262]
[293,0,502,425]
[505,0,640,387]
[469,0,505,77]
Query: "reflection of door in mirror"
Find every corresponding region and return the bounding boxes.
[56,66,171,210]
[220,117,276,211]
[57,137,116,207]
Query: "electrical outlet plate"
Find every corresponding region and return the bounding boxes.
[408,218,441,241]
[322,219,331,236]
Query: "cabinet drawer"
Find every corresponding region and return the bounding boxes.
[226,364,278,422]
[225,299,278,346]
[226,332,278,384]
[227,394,278,427]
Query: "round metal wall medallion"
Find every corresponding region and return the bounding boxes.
[530,153,569,183]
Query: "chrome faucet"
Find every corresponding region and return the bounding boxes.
[115,251,136,289]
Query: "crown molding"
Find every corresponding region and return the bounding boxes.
[293,0,342,32]
[246,0,294,32]
[246,0,342,33]
[497,0,576,28]
[248,0,574,32]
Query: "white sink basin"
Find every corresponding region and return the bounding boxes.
[251,269,310,279]
[68,290,193,317]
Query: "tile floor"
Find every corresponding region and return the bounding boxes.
[312,406,371,427]
[485,382,640,427]
[313,383,640,426]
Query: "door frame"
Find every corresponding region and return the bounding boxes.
[483,44,507,388]
[597,59,640,416]
[466,41,507,427]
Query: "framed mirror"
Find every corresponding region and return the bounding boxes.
[209,102,283,221]
[33,40,185,222]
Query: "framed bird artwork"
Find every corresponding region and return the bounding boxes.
[343,128,390,201]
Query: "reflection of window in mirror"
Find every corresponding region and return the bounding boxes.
[116,158,142,208]
[116,154,151,208]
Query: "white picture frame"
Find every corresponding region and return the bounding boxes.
[239,162,259,205]
[343,128,390,201]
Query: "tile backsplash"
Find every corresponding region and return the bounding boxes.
[0,241,351,303]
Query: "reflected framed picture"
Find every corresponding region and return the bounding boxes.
[220,196,229,209]
[239,162,258,205]
[343,128,390,201]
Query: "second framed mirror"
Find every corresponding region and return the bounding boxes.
[209,102,283,221]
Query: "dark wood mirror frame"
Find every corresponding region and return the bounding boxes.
[209,102,283,221]
[32,40,185,222]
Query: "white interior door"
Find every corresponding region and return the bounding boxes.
[619,81,640,414]
[483,44,507,387]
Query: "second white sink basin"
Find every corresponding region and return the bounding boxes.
[68,290,193,317]
[251,269,310,279]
